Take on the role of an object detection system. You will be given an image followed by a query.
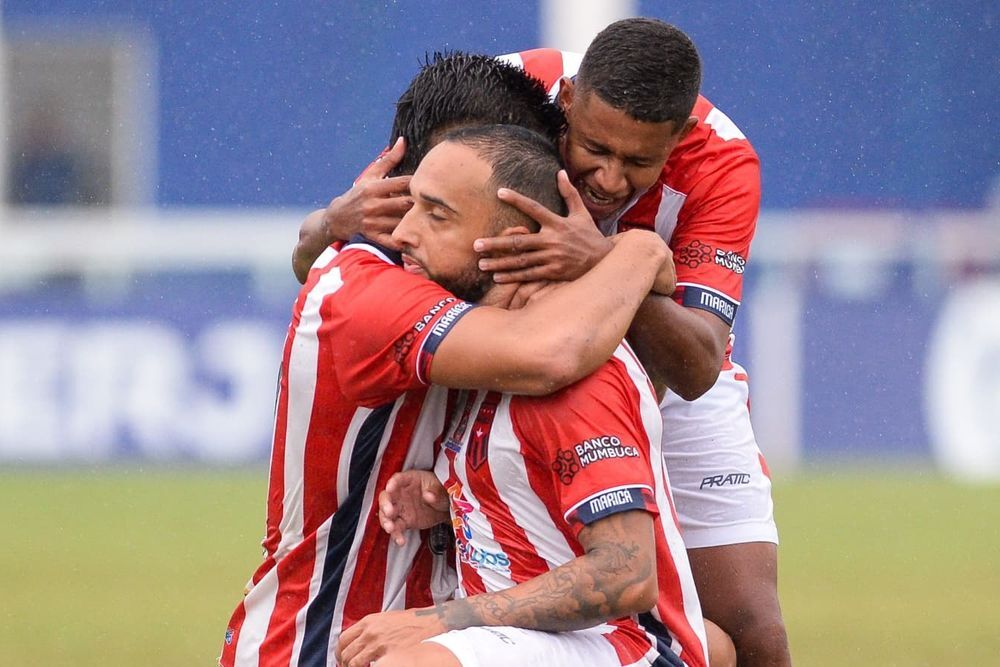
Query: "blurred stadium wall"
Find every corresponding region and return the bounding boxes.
[0,1,997,478]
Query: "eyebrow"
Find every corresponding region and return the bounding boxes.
[580,133,662,163]
[419,192,459,215]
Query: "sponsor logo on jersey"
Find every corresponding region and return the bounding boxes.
[445,480,512,575]
[588,488,636,514]
[699,291,735,321]
[225,628,235,645]
[699,472,752,489]
[414,300,477,379]
[572,487,648,524]
[552,435,640,485]
[482,628,517,645]
[393,331,416,366]
[446,481,475,541]
[714,249,746,274]
[430,301,474,337]
[413,298,457,333]
[458,542,512,575]
[677,239,714,269]
[681,285,739,327]
[552,448,580,484]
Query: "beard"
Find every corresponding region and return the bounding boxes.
[432,262,493,303]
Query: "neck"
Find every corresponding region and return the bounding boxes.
[478,282,518,310]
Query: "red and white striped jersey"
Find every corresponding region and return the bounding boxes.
[500,48,760,332]
[432,345,708,667]
[221,239,474,667]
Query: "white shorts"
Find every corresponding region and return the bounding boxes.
[424,625,657,667]
[660,361,779,549]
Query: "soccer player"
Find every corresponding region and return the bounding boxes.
[219,54,676,667]
[478,21,792,666]
[337,124,708,667]
[297,22,790,665]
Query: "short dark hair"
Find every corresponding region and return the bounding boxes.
[440,124,566,232]
[577,18,701,127]
[389,52,566,176]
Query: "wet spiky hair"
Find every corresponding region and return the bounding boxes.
[388,51,565,176]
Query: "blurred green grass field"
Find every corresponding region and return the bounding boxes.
[1,468,997,666]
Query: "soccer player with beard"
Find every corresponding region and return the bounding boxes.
[295,20,790,666]
[337,124,708,667]
[220,54,675,667]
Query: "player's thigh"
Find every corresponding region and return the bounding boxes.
[423,625,638,667]
[686,541,783,636]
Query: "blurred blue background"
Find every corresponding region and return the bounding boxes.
[5,0,996,208]
[1,1,998,475]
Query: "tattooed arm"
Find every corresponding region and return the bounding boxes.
[426,508,657,631]
[336,509,657,667]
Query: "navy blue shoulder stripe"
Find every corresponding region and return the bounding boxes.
[346,234,403,266]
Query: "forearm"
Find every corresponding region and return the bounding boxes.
[429,230,668,395]
[292,208,334,283]
[627,296,727,401]
[513,230,668,383]
[417,542,654,633]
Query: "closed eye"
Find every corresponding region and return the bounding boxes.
[584,143,609,156]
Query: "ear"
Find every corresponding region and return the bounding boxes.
[556,76,575,113]
[496,225,533,238]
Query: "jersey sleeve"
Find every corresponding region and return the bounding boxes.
[509,360,659,537]
[322,245,476,407]
[670,152,760,328]
[496,48,582,96]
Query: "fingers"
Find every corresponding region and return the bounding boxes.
[363,174,412,196]
[473,233,546,255]
[497,186,563,229]
[383,136,407,166]
[380,473,411,545]
[337,623,361,665]
[377,193,415,215]
[347,645,378,667]
[385,472,403,494]
[422,488,448,513]
[478,249,546,275]
[556,169,588,215]
[490,265,561,284]
[364,137,407,180]
[379,490,397,522]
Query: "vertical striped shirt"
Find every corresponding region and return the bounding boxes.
[433,345,709,667]
[221,239,474,666]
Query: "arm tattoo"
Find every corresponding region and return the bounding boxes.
[415,510,655,633]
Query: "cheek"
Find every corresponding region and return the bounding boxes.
[565,144,598,176]
[628,166,664,192]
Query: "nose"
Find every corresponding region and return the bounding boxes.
[391,206,419,248]
[591,159,628,197]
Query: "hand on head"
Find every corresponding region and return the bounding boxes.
[474,170,613,283]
